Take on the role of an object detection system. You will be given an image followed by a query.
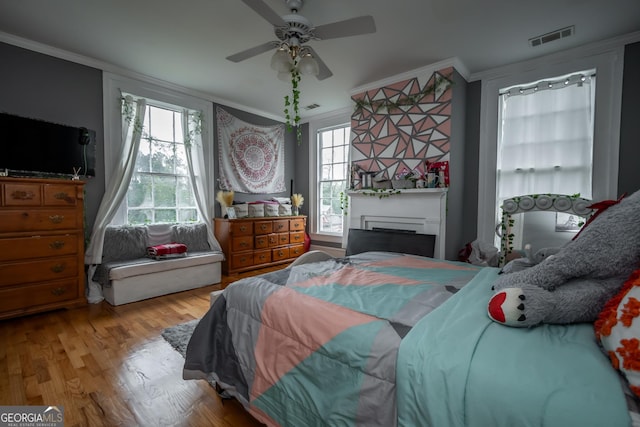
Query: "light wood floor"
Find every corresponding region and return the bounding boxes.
[0,266,286,427]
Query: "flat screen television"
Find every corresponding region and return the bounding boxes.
[0,112,96,178]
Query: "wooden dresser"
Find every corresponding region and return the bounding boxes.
[214,216,306,274]
[0,177,86,319]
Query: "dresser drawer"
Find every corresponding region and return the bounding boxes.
[272,247,290,261]
[230,252,254,270]
[0,234,78,262]
[273,219,289,232]
[290,231,305,245]
[289,244,305,258]
[231,222,253,236]
[255,235,269,249]
[3,183,41,206]
[290,218,305,232]
[44,184,78,206]
[0,209,79,232]
[0,279,80,313]
[277,232,290,246]
[253,250,271,265]
[232,236,253,252]
[254,221,273,235]
[0,256,78,287]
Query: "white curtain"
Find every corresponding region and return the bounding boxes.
[84,95,147,303]
[496,73,595,207]
[182,109,222,253]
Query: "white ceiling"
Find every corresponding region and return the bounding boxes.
[0,0,639,121]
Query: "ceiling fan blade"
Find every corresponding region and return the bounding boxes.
[306,46,333,80]
[240,0,286,26]
[226,41,279,62]
[313,15,376,40]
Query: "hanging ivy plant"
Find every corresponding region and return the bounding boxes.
[284,68,302,145]
[353,74,453,114]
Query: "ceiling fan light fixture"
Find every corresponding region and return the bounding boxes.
[270,47,292,72]
[298,52,319,76]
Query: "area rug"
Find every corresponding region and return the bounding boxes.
[161,318,199,358]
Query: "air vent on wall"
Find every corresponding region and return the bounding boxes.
[529,25,574,47]
[305,103,320,110]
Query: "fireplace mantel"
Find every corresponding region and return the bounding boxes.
[344,188,448,259]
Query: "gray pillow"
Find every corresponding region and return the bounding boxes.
[102,225,148,262]
[171,223,211,252]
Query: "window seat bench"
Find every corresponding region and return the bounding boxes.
[93,223,223,306]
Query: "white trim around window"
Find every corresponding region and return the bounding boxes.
[102,72,214,224]
[476,47,624,244]
[307,108,352,244]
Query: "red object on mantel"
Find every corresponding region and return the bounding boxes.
[427,160,450,187]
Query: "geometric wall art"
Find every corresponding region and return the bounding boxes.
[350,67,453,187]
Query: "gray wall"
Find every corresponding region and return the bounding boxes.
[618,41,640,196]
[461,80,482,249]
[0,42,104,240]
[445,69,468,259]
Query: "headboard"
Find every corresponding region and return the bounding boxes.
[345,228,435,258]
[497,194,594,266]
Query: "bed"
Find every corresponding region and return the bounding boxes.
[183,247,637,426]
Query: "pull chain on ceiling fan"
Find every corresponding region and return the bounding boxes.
[227,0,376,80]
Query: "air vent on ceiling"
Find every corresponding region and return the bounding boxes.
[529,25,574,47]
[304,103,320,110]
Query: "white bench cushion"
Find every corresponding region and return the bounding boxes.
[109,252,224,280]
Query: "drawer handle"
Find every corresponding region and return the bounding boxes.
[51,287,66,296]
[260,224,267,230]
[49,241,66,250]
[240,257,248,262]
[49,215,65,224]
[258,255,266,260]
[277,224,284,230]
[278,251,284,257]
[240,241,248,248]
[51,264,66,273]
[240,226,247,232]
[54,192,74,203]
[11,190,36,200]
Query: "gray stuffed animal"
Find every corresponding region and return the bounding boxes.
[488,189,640,327]
[499,244,562,274]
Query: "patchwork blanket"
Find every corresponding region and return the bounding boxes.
[183,252,481,426]
[183,251,630,426]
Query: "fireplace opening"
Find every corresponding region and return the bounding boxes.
[372,227,416,234]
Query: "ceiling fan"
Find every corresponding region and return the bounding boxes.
[226,0,376,80]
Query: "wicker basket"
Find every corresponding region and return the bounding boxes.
[391,179,416,189]
[373,179,392,189]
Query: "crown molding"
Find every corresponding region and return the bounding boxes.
[470,30,640,82]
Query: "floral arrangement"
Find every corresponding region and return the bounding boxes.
[395,168,421,181]
[216,190,234,209]
[291,193,304,215]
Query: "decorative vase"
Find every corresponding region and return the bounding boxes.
[293,206,299,216]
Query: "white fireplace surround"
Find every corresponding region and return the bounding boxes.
[344,188,448,259]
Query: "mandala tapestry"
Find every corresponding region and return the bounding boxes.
[217,107,285,193]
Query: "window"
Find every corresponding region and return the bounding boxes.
[317,124,350,235]
[494,71,595,244]
[127,103,199,224]
[476,48,623,245]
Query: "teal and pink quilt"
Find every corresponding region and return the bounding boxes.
[183,252,630,426]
